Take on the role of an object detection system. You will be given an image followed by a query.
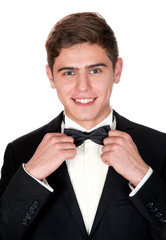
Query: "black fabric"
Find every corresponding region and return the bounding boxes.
[64,125,110,147]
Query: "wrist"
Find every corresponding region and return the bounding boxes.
[24,163,43,181]
[130,164,149,187]
[129,167,153,197]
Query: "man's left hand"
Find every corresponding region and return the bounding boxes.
[101,130,149,187]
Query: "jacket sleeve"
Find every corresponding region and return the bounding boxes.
[130,169,166,239]
[0,144,52,240]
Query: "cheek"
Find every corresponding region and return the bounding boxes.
[96,80,113,96]
[56,81,73,93]
[55,83,73,101]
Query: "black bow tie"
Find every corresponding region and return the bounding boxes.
[64,125,110,147]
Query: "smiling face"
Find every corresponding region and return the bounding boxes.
[46,43,123,129]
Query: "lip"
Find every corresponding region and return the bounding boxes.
[71,97,97,106]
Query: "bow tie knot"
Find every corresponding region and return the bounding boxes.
[64,125,110,147]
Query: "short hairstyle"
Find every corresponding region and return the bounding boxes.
[45,12,119,72]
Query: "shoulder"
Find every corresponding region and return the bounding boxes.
[114,110,166,144]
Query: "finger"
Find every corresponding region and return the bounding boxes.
[44,133,74,143]
[100,151,112,166]
[55,135,74,143]
[102,143,114,153]
[44,132,66,138]
[104,135,129,146]
[104,131,132,145]
[60,148,77,160]
[54,142,76,150]
[108,130,132,140]
[103,136,121,145]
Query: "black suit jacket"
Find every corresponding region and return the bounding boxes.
[0,111,166,240]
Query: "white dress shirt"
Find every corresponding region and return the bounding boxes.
[63,110,115,234]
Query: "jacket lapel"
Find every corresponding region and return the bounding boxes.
[114,110,135,133]
[89,167,121,237]
[43,111,63,133]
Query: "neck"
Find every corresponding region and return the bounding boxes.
[64,109,112,131]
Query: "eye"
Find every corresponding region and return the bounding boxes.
[90,69,101,74]
[64,71,75,76]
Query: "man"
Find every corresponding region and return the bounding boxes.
[0,12,166,240]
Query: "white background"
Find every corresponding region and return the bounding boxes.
[0,0,166,172]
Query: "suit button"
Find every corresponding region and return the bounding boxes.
[22,218,28,226]
[147,202,154,209]
[155,212,162,219]
[26,212,32,220]
[150,207,158,213]
[29,206,35,214]
[32,200,39,208]
[159,217,166,223]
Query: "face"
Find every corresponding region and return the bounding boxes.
[46,43,123,129]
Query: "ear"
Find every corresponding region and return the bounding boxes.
[114,58,123,84]
[46,65,56,89]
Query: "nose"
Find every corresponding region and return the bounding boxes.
[76,72,91,92]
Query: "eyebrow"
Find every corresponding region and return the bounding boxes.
[58,67,76,72]
[87,63,107,69]
[57,63,107,72]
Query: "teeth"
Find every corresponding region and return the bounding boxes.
[74,98,94,104]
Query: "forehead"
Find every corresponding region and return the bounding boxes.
[53,43,111,68]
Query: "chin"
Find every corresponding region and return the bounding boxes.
[75,116,98,124]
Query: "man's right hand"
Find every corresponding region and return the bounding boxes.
[25,133,76,180]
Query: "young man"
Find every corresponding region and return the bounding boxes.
[0,12,166,240]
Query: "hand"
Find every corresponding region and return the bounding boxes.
[101,130,149,187]
[25,133,76,180]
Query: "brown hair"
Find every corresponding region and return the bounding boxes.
[45,12,119,72]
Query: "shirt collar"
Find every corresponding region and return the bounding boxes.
[63,106,116,132]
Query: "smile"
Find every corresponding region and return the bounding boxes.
[72,98,96,104]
